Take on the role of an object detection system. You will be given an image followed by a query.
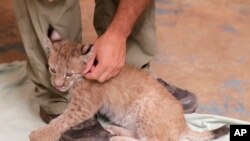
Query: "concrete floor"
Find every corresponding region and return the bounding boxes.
[0,0,250,121]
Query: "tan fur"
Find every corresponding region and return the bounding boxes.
[29,39,228,141]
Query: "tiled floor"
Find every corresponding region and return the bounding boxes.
[0,0,250,121]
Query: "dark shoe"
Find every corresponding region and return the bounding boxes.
[157,78,198,113]
[39,107,112,141]
[60,118,111,141]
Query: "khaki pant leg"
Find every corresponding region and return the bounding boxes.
[12,0,82,115]
[94,0,157,67]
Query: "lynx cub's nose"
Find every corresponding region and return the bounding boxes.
[54,79,64,88]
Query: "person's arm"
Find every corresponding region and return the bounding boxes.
[83,0,152,82]
[107,0,151,39]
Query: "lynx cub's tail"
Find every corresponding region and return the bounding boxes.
[185,125,229,141]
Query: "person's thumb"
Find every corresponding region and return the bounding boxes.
[82,52,96,75]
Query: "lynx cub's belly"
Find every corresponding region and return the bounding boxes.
[99,102,138,130]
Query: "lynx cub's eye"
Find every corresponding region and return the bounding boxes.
[50,68,56,73]
[66,72,73,77]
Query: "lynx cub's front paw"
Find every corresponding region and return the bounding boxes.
[29,126,61,141]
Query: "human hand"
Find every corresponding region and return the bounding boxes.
[82,31,126,82]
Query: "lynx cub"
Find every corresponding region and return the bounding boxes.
[29,31,229,141]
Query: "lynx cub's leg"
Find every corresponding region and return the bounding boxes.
[29,89,103,141]
[105,125,136,137]
[109,136,139,141]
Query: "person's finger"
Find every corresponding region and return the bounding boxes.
[90,65,95,72]
[98,68,114,82]
[85,63,106,80]
[98,72,109,82]
[82,53,96,74]
[112,69,120,77]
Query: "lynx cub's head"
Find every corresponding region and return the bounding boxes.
[46,30,92,92]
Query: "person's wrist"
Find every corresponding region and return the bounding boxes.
[105,28,128,42]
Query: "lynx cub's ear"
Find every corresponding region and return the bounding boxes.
[45,29,61,55]
[80,44,93,64]
[81,44,93,55]
[47,26,61,42]
[50,30,61,42]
